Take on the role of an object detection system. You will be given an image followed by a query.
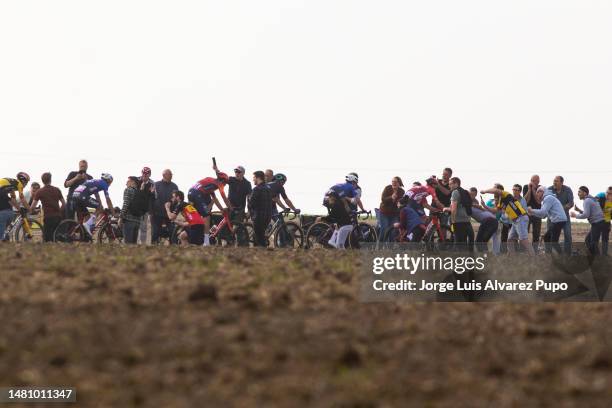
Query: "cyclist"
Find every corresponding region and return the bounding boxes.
[320,191,353,249]
[165,190,205,246]
[0,172,31,240]
[189,168,232,246]
[347,172,366,212]
[395,196,427,242]
[71,173,116,236]
[480,183,534,255]
[403,176,443,217]
[325,174,360,210]
[267,173,300,216]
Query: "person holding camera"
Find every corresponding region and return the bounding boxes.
[64,159,93,220]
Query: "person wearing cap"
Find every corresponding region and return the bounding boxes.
[571,186,606,256]
[137,167,155,244]
[152,169,178,244]
[120,176,142,244]
[227,165,252,222]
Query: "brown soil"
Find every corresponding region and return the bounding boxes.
[1,244,611,407]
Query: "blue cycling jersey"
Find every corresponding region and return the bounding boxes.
[328,182,357,199]
[73,179,110,198]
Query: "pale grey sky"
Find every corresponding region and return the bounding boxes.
[1,1,610,212]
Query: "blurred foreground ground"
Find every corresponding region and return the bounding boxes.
[1,244,612,407]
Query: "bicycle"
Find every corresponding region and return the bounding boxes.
[208,209,250,247]
[243,209,304,248]
[383,209,453,251]
[54,208,122,244]
[305,210,377,249]
[3,208,43,242]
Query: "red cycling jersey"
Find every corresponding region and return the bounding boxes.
[404,185,437,205]
[192,177,227,200]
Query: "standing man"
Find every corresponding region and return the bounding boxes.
[152,169,178,244]
[30,172,65,242]
[119,176,141,244]
[249,171,272,247]
[523,174,542,251]
[228,165,252,222]
[64,159,92,220]
[550,175,574,254]
[444,177,473,252]
[571,186,606,256]
[527,187,567,255]
[595,187,611,256]
[138,167,155,245]
[265,169,274,183]
[435,168,453,209]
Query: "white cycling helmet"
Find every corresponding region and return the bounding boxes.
[345,173,358,183]
[101,173,113,183]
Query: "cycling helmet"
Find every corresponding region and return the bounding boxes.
[142,166,152,176]
[349,172,359,180]
[345,174,358,183]
[216,172,229,183]
[274,173,287,183]
[101,173,113,183]
[16,172,30,184]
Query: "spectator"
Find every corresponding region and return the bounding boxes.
[378,176,405,242]
[444,177,474,252]
[595,187,611,255]
[64,159,93,219]
[435,167,453,208]
[523,174,542,251]
[571,186,606,256]
[469,187,498,252]
[527,187,567,254]
[137,167,155,245]
[248,171,273,247]
[550,175,574,254]
[152,169,178,244]
[30,173,65,242]
[24,182,40,207]
[119,176,142,244]
[228,165,252,222]
[480,183,534,255]
[265,169,274,183]
[482,197,510,255]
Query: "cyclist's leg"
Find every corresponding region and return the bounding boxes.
[335,224,353,249]
[188,224,204,246]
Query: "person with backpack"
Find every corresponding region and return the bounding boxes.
[595,187,611,255]
[119,176,143,244]
[444,177,474,252]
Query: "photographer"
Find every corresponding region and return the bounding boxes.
[64,160,92,219]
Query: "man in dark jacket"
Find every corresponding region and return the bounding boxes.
[120,176,142,244]
[248,171,272,247]
[64,159,92,219]
[228,165,252,222]
[152,169,178,244]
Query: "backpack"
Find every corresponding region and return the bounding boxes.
[457,187,473,216]
[129,188,150,217]
[596,194,606,211]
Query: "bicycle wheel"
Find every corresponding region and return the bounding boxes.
[15,219,44,243]
[305,222,333,249]
[383,225,401,243]
[274,222,303,248]
[54,219,85,243]
[233,223,252,247]
[349,223,378,249]
[97,222,123,244]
